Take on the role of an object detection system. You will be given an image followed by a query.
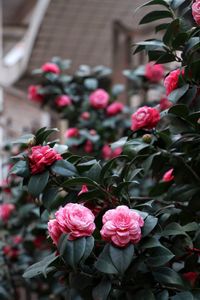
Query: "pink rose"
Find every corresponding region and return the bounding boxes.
[192,0,200,25]
[48,219,62,245]
[0,203,15,222]
[55,95,71,107]
[55,203,95,240]
[81,112,90,120]
[89,89,109,109]
[131,106,160,131]
[28,145,62,175]
[164,69,184,96]
[106,102,124,116]
[28,85,44,103]
[41,62,60,74]
[100,205,144,248]
[65,128,79,138]
[84,140,93,153]
[162,168,174,182]
[78,185,88,196]
[159,97,173,111]
[145,62,164,82]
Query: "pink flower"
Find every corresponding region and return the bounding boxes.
[102,144,112,159]
[55,203,95,240]
[192,0,200,25]
[162,168,174,182]
[28,145,62,175]
[89,89,109,109]
[106,102,124,116]
[111,147,122,158]
[12,236,23,244]
[164,69,184,96]
[78,185,88,196]
[0,203,15,222]
[81,112,90,120]
[55,95,71,107]
[131,106,160,131]
[3,245,19,259]
[84,140,93,153]
[41,62,60,74]
[28,85,44,103]
[145,62,164,82]
[48,219,62,245]
[159,97,173,111]
[65,128,79,138]
[183,272,199,287]
[100,205,144,248]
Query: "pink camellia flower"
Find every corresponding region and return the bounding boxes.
[192,0,200,25]
[164,69,184,96]
[3,245,19,259]
[81,112,90,120]
[84,140,93,153]
[111,147,123,158]
[100,205,144,248]
[13,235,23,244]
[0,203,15,222]
[131,106,160,131]
[145,62,164,82]
[55,95,71,107]
[162,168,174,182]
[78,185,88,196]
[65,128,79,138]
[28,85,44,103]
[159,97,173,111]
[106,102,124,116]
[102,144,112,159]
[183,272,199,287]
[41,62,60,74]
[89,89,109,109]
[55,203,95,240]
[28,145,62,175]
[48,219,63,245]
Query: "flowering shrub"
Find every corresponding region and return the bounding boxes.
[6,1,200,299]
[28,60,130,158]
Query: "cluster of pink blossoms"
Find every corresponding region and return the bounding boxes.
[48,204,144,248]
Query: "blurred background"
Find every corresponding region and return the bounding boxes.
[0,0,152,140]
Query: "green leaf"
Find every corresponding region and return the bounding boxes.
[23,253,58,278]
[168,84,189,103]
[28,170,49,197]
[92,277,111,300]
[12,133,35,145]
[51,160,77,177]
[36,128,59,144]
[169,104,189,118]
[9,160,30,177]
[58,234,86,268]
[146,246,174,267]
[150,182,172,197]
[138,0,170,9]
[163,19,180,46]
[81,236,94,262]
[153,267,185,288]
[62,177,99,188]
[42,186,59,210]
[171,0,185,9]
[139,11,173,25]
[171,292,193,300]
[141,237,161,249]
[142,215,158,236]
[109,244,134,274]
[161,222,186,236]
[85,162,102,182]
[95,244,119,274]
[129,289,155,300]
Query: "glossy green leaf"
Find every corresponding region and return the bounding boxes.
[28,170,49,197]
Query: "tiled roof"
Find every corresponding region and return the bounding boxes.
[28,0,147,72]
